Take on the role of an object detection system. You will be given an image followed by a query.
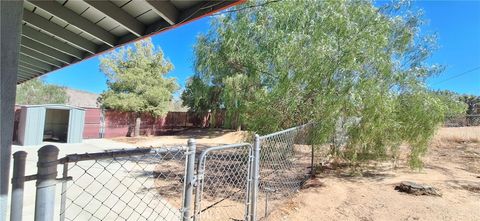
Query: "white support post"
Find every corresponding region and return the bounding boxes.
[0,1,24,220]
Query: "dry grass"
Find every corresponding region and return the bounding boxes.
[430,126,480,174]
[433,126,480,144]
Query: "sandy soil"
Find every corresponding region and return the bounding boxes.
[270,126,480,221]
[111,128,250,148]
[109,126,480,221]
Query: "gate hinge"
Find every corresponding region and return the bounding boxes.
[192,174,204,187]
[56,176,73,183]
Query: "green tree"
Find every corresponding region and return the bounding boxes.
[460,95,480,115]
[183,0,465,168]
[16,78,68,105]
[181,75,223,126]
[99,38,178,137]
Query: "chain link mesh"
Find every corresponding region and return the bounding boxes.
[195,144,253,221]
[256,123,318,220]
[53,124,326,221]
[60,147,187,221]
[445,114,480,127]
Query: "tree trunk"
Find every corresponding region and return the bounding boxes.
[134,115,141,137]
[235,112,241,131]
[152,117,157,136]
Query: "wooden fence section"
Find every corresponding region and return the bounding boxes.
[83,108,102,139]
[83,109,226,138]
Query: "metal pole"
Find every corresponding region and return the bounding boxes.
[264,187,270,221]
[249,134,261,221]
[59,163,68,221]
[311,144,315,177]
[34,145,59,221]
[243,147,253,221]
[192,154,203,221]
[10,151,27,221]
[182,139,196,221]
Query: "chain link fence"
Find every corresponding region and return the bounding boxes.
[10,123,328,221]
[58,146,189,221]
[445,115,480,127]
[255,123,322,220]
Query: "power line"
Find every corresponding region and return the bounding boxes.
[431,65,480,85]
[211,0,283,16]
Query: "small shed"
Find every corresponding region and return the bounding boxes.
[17,104,85,146]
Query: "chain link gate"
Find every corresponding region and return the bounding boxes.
[193,143,254,221]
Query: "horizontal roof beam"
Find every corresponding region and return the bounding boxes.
[20,46,64,68]
[19,62,47,73]
[17,70,33,78]
[17,74,31,83]
[145,0,178,25]
[18,66,43,76]
[21,36,73,64]
[84,0,145,37]
[27,0,117,47]
[19,54,53,71]
[17,75,29,82]
[22,25,84,59]
[145,20,170,36]
[22,9,97,54]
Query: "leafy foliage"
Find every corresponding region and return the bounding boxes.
[182,0,465,168]
[16,78,68,105]
[99,38,178,117]
[459,95,480,115]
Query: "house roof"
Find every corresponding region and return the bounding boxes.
[17,0,243,84]
[19,103,85,110]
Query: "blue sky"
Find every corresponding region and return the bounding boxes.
[43,15,211,97]
[43,1,480,96]
[417,0,480,95]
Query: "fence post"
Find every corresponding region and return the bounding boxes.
[182,138,196,221]
[34,145,59,221]
[311,144,315,177]
[248,135,261,221]
[10,151,27,221]
[192,146,203,221]
[59,162,68,221]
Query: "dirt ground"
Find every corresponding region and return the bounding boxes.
[270,126,480,221]
[111,128,250,148]
[109,126,480,221]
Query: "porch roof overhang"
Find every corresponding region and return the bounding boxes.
[16,0,243,84]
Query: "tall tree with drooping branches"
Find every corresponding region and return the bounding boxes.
[183,0,465,168]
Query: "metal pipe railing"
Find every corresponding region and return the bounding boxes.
[10,151,27,221]
[34,145,59,221]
